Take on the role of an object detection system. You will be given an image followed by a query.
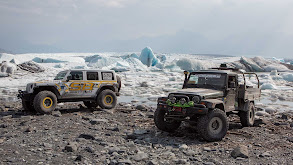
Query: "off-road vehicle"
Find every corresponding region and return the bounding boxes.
[18,69,121,114]
[154,64,261,141]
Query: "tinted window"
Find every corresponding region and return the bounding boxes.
[102,72,114,80]
[68,71,83,80]
[87,72,99,80]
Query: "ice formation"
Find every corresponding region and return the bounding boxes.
[33,57,66,63]
[175,58,215,71]
[139,47,158,67]
[261,83,278,90]
[0,61,17,75]
[282,73,293,82]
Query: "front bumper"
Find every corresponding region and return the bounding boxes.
[158,104,208,115]
[157,97,208,115]
[17,90,32,101]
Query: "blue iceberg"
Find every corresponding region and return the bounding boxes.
[139,47,158,67]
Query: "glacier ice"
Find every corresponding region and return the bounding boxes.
[0,61,17,74]
[240,56,264,72]
[282,73,293,82]
[175,58,215,71]
[261,83,278,90]
[139,47,158,67]
[33,57,66,63]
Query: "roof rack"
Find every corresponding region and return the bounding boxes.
[210,63,240,72]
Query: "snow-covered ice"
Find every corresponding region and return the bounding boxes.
[0,49,293,111]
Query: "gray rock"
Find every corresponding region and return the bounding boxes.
[203,147,212,152]
[183,150,197,156]
[43,143,53,148]
[175,159,187,164]
[281,114,288,120]
[287,137,293,143]
[265,107,276,114]
[90,118,109,125]
[24,127,34,133]
[147,160,158,165]
[255,111,270,117]
[231,145,248,158]
[112,127,120,132]
[118,159,132,164]
[132,152,148,161]
[140,82,148,87]
[259,151,271,157]
[136,105,147,111]
[274,122,288,126]
[134,129,148,135]
[179,144,189,150]
[85,146,95,153]
[254,118,268,126]
[64,142,79,152]
[290,123,293,128]
[108,146,120,154]
[78,133,95,140]
[204,162,215,165]
[52,111,62,117]
[75,155,82,161]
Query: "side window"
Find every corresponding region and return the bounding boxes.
[68,71,83,80]
[102,72,114,80]
[228,76,236,88]
[238,74,245,86]
[87,72,99,80]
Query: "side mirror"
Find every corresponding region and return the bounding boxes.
[66,75,72,82]
[229,82,236,88]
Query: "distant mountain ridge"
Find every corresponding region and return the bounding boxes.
[0,48,12,54]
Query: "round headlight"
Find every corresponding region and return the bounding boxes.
[171,97,176,104]
[192,96,200,103]
[180,98,186,105]
[168,94,174,99]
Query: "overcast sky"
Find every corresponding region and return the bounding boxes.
[0,0,292,58]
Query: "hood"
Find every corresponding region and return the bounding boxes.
[170,88,224,99]
[34,80,62,85]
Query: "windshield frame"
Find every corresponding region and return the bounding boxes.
[185,72,227,90]
[54,71,68,80]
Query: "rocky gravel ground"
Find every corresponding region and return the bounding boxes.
[0,100,292,165]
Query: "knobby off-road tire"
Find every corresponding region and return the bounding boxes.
[239,102,255,127]
[33,91,57,114]
[83,101,98,109]
[22,100,35,112]
[154,108,181,132]
[97,89,117,109]
[197,109,228,142]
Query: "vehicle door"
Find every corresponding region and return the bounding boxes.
[225,75,237,111]
[83,71,100,98]
[62,71,85,98]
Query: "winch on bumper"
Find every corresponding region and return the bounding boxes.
[157,97,208,115]
[17,90,32,101]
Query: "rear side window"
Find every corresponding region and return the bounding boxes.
[102,72,114,80]
[68,71,83,80]
[87,72,99,80]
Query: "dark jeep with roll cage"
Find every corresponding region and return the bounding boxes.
[154,64,261,141]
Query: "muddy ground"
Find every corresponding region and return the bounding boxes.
[0,100,292,165]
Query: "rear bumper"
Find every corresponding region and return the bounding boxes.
[17,90,32,101]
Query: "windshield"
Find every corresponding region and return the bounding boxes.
[186,73,226,89]
[54,71,67,80]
